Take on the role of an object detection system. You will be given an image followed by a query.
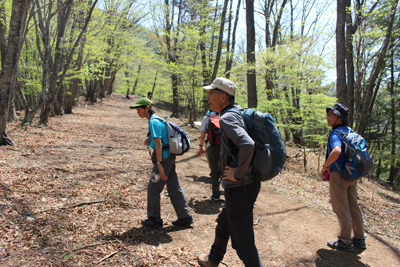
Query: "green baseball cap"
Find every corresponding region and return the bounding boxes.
[129,97,153,109]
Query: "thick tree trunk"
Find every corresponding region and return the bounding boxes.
[39,0,98,124]
[54,83,65,116]
[336,0,347,105]
[8,91,17,121]
[39,0,73,124]
[0,0,31,146]
[345,0,355,127]
[65,42,85,114]
[246,0,257,108]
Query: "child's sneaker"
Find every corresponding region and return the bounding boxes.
[172,216,194,227]
[327,239,353,252]
[141,217,163,228]
[352,237,366,249]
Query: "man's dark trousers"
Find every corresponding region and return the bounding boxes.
[207,144,221,199]
[208,181,263,267]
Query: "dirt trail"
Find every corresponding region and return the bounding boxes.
[177,148,400,267]
[1,95,399,266]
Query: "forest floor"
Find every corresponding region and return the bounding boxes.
[1,95,400,267]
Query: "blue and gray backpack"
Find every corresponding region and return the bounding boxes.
[222,108,287,181]
[150,115,191,155]
[333,128,373,180]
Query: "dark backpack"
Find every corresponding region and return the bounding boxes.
[333,128,373,180]
[150,115,191,155]
[207,114,220,145]
[222,108,287,181]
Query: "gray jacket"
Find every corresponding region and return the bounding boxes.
[220,104,257,188]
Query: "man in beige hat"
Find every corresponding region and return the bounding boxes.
[198,78,263,267]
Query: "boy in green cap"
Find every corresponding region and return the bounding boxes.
[130,97,193,228]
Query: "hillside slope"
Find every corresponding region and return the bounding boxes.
[1,95,399,266]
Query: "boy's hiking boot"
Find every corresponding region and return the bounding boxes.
[141,217,163,228]
[327,239,353,252]
[197,254,218,267]
[352,237,366,249]
[172,216,193,227]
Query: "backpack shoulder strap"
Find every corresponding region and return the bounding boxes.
[225,108,242,116]
[150,114,165,122]
[148,115,168,148]
[333,129,346,136]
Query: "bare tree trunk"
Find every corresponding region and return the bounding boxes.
[211,0,229,82]
[199,0,211,112]
[345,0,355,127]
[124,70,131,96]
[65,37,85,114]
[172,73,179,117]
[150,71,158,98]
[39,0,98,124]
[388,36,396,186]
[336,0,347,105]
[224,0,233,76]
[132,64,141,95]
[271,0,288,48]
[225,0,240,79]
[357,0,398,136]
[0,0,32,146]
[38,0,72,124]
[246,0,257,108]
[8,91,17,121]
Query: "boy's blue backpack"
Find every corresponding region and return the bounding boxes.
[223,108,287,181]
[334,128,373,180]
[150,116,191,155]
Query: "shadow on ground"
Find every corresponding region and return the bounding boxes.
[188,198,224,215]
[97,225,194,247]
[315,248,368,267]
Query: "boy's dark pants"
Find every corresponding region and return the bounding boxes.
[207,144,221,199]
[209,181,263,267]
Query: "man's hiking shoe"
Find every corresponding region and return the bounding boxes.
[141,217,163,228]
[352,237,366,249]
[327,240,353,252]
[211,196,222,201]
[172,216,193,227]
[197,254,218,267]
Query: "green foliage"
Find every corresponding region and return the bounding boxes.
[10,0,398,187]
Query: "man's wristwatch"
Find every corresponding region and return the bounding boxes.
[157,161,162,165]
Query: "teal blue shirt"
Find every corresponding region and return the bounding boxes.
[148,114,170,160]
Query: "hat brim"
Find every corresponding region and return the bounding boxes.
[203,86,235,96]
[203,85,215,90]
[326,107,341,117]
[130,104,143,109]
[326,107,348,124]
